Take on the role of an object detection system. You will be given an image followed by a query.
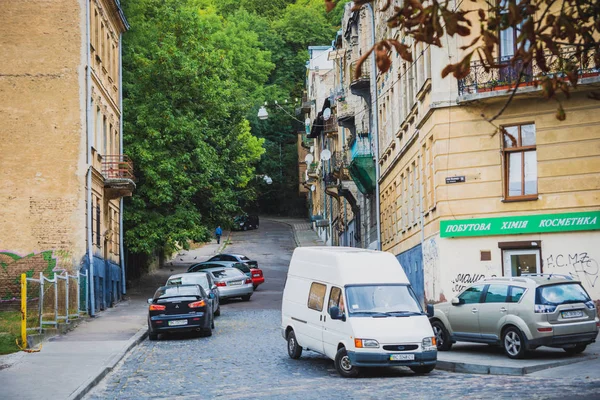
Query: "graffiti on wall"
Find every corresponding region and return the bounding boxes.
[545,252,598,288]
[0,250,60,300]
[450,272,496,293]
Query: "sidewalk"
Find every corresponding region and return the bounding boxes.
[0,235,228,400]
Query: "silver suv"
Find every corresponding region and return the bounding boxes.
[429,274,599,359]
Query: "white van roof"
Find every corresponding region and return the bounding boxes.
[288,247,409,286]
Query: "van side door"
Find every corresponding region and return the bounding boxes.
[322,286,352,360]
[303,282,326,354]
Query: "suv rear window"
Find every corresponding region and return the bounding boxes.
[536,283,591,305]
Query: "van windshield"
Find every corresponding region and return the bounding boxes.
[345,284,423,317]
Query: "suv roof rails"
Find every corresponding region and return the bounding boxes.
[520,273,573,281]
[485,276,528,283]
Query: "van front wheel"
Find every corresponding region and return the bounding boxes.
[335,347,359,378]
[287,331,302,359]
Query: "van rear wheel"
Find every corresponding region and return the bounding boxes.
[287,331,302,359]
[335,347,359,378]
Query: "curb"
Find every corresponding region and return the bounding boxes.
[436,354,596,376]
[67,326,148,400]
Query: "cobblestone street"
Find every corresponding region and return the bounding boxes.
[86,220,600,400]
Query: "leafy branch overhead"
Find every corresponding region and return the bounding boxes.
[328,0,600,121]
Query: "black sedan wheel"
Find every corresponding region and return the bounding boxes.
[148,331,158,341]
[214,306,221,317]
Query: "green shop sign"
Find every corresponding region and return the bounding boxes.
[440,211,600,238]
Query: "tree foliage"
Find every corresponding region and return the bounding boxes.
[331,0,600,121]
[122,0,266,255]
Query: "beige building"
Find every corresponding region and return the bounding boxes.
[0,0,132,314]
[375,0,600,304]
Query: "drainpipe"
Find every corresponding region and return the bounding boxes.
[119,33,126,295]
[85,0,96,317]
[365,3,381,250]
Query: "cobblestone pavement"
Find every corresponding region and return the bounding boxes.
[87,309,600,400]
[86,220,600,400]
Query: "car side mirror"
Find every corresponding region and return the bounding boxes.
[426,304,434,317]
[329,306,346,321]
[209,293,215,299]
[147,298,153,304]
[451,297,463,306]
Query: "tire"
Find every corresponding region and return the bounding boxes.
[502,327,528,359]
[287,330,302,359]
[241,294,251,301]
[335,347,359,378]
[214,306,221,317]
[211,318,215,330]
[148,331,158,341]
[201,327,212,337]
[564,344,587,354]
[243,225,248,231]
[410,365,436,374]
[253,284,258,290]
[431,320,452,351]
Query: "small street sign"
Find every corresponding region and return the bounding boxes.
[445,176,465,184]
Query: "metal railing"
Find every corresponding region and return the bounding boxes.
[323,115,338,134]
[458,48,600,96]
[101,154,135,180]
[24,271,88,335]
[350,59,371,84]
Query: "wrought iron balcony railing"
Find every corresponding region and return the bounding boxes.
[324,172,338,187]
[350,58,371,94]
[331,151,349,171]
[458,50,600,96]
[101,155,134,181]
[323,114,338,135]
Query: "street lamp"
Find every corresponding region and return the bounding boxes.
[257,106,268,120]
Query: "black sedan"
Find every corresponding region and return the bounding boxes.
[147,285,214,340]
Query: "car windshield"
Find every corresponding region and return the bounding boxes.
[345,284,423,316]
[536,283,591,305]
[167,275,209,291]
[211,269,243,279]
[154,285,200,299]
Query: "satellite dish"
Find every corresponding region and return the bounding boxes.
[305,154,314,164]
[305,118,311,126]
[305,171,308,181]
[310,184,316,192]
[310,146,314,153]
[320,149,331,161]
[323,108,331,121]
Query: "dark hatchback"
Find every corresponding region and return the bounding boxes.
[147,285,214,340]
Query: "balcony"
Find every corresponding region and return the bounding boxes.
[301,93,312,113]
[350,59,371,97]
[101,155,136,199]
[307,162,319,178]
[331,151,350,180]
[348,137,375,194]
[337,100,355,127]
[323,114,338,137]
[458,50,600,100]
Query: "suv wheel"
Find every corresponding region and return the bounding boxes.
[335,347,359,378]
[502,327,527,359]
[431,320,452,351]
[287,330,302,359]
[564,344,587,354]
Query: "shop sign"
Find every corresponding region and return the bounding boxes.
[440,211,600,238]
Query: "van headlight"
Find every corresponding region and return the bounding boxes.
[354,338,379,348]
[422,337,437,351]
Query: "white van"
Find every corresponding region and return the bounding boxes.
[281,247,437,377]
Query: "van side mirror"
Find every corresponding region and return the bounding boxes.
[147,298,153,304]
[451,297,464,306]
[209,292,215,299]
[211,285,217,291]
[329,306,346,321]
[426,304,434,318]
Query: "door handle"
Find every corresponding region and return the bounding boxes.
[320,315,322,321]
[324,315,327,322]
[500,307,507,313]
[471,308,478,314]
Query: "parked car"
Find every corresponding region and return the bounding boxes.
[188,261,252,280]
[147,284,214,340]
[282,247,437,378]
[206,253,264,289]
[166,272,220,316]
[233,214,259,231]
[201,267,253,301]
[429,274,599,359]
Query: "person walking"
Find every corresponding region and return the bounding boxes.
[215,226,222,244]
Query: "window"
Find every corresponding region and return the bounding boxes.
[307,282,327,311]
[458,284,485,304]
[328,286,344,315]
[502,123,537,200]
[484,284,509,303]
[508,286,526,303]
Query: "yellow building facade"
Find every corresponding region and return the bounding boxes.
[376,0,600,304]
[0,0,132,313]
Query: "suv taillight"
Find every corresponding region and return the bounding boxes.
[534,304,557,313]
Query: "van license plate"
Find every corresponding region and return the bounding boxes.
[168,319,187,326]
[390,354,415,361]
[562,310,584,319]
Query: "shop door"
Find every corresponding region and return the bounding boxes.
[503,249,540,277]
